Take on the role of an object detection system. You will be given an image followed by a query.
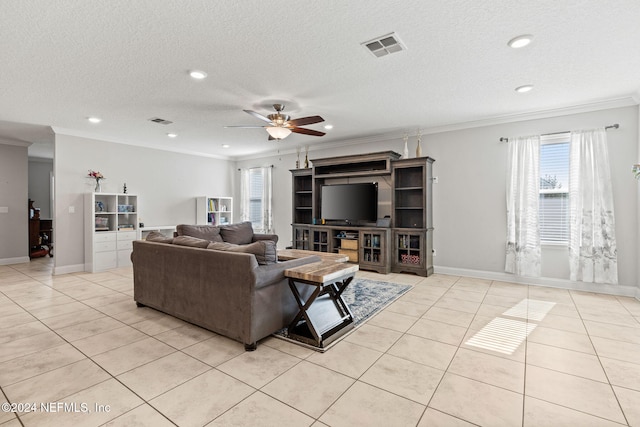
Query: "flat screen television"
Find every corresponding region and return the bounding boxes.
[321,183,378,223]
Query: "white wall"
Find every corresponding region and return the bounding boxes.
[28,158,53,219]
[427,106,638,289]
[0,142,29,264]
[236,105,639,291]
[53,133,234,274]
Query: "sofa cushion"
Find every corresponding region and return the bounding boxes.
[176,224,223,242]
[173,235,210,248]
[145,231,173,244]
[208,240,277,265]
[219,221,254,245]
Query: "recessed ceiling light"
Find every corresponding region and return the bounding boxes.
[167,133,177,138]
[189,70,207,79]
[324,124,333,130]
[515,85,534,93]
[87,117,101,124]
[508,35,533,48]
[222,144,230,148]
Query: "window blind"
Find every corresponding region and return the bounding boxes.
[539,137,570,243]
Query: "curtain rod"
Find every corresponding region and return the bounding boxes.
[499,123,619,142]
[237,165,274,171]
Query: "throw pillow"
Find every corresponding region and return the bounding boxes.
[175,224,223,242]
[207,240,277,265]
[145,231,173,244]
[172,235,210,248]
[219,221,254,245]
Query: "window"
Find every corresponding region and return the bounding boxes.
[240,166,273,233]
[248,168,264,229]
[539,134,570,243]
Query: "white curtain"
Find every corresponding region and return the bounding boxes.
[506,135,541,277]
[569,129,618,284]
[240,166,273,233]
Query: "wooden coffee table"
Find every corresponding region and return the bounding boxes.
[278,248,349,263]
[284,260,359,348]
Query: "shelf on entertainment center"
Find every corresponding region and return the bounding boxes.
[311,151,401,178]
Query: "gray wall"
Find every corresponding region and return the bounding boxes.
[0,142,29,263]
[28,158,53,219]
[236,105,639,291]
[53,133,234,273]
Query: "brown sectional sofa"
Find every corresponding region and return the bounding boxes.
[132,222,319,350]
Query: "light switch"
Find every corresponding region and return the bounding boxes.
[432,176,439,184]
[68,206,75,213]
[0,207,8,213]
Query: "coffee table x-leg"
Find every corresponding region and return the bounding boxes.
[284,261,358,348]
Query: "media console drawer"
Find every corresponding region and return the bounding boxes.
[340,239,358,250]
[338,248,358,262]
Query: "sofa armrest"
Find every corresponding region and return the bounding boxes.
[252,233,279,244]
[253,255,321,290]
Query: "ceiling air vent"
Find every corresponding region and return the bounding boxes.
[148,117,173,125]
[362,33,406,58]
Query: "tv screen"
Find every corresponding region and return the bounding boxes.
[321,183,378,222]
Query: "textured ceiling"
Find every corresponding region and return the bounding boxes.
[1,0,639,159]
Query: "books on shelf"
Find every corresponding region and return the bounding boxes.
[208,199,218,212]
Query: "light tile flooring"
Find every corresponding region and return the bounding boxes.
[1,258,639,426]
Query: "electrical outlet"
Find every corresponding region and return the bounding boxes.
[0,207,8,213]
[433,176,439,184]
[432,249,437,257]
[68,206,75,214]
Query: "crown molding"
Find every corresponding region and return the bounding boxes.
[233,95,640,162]
[421,96,639,135]
[51,127,231,161]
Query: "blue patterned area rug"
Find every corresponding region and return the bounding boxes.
[273,278,413,352]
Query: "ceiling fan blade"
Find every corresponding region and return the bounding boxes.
[287,115,324,127]
[243,109,272,123]
[224,125,265,128]
[291,127,326,137]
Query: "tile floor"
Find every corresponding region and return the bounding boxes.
[1,257,639,426]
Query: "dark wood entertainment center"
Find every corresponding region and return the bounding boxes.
[291,151,434,276]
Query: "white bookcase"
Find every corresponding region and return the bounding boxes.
[85,193,140,272]
[196,196,233,226]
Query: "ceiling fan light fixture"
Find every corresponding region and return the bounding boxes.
[266,126,292,140]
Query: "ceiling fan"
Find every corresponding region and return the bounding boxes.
[226,104,325,140]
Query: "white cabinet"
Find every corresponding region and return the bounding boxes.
[85,193,140,272]
[196,196,232,226]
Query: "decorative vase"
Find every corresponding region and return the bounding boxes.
[403,140,409,159]
[416,140,422,157]
[304,153,309,168]
[95,179,102,192]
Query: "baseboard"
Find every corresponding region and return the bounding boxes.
[434,265,639,299]
[53,264,85,275]
[0,256,30,266]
